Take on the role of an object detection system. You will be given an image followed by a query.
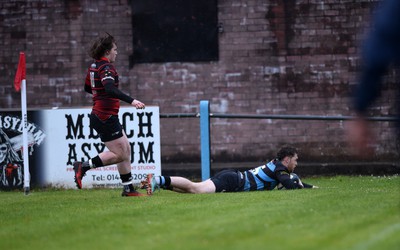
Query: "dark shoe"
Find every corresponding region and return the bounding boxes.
[73,161,85,189]
[121,189,147,197]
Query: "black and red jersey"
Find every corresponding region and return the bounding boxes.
[84,57,120,120]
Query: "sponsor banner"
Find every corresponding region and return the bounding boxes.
[0,111,45,190]
[0,107,161,189]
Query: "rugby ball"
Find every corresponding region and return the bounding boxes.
[277,173,300,190]
[290,173,300,185]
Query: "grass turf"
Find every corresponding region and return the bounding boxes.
[1,176,399,250]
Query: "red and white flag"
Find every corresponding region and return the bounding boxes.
[14,51,30,194]
[14,52,26,92]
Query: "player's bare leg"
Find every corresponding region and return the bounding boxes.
[167,177,216,194]
[102,132,145,196]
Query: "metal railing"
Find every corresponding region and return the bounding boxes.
[161,113,398,122]
[160,100,399,180]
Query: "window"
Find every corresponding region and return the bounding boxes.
[130,0,219,65]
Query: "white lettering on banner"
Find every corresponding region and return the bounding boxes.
[0,114,46,146]
[42,107,161,188]
[0,113,46,190]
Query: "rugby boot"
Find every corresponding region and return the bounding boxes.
[146,174,160,195]
[73,161,86,189]
[121,189,147,197]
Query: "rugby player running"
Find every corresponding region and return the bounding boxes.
[73,33,146,197]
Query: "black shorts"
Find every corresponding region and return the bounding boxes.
[210,169,244,192]
[90,114,124,142]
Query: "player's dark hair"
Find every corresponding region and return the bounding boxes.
[89,33,116,60]
[276,145,298,161]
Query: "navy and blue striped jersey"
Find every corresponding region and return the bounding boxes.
[242,160,294,191]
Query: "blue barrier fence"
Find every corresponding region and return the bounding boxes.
[160,100,399,181]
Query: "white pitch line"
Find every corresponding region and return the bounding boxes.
[351,223,400,250]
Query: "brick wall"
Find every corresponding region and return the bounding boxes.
[1,0,398,163]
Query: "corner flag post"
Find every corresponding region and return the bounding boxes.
[14,52,30,195]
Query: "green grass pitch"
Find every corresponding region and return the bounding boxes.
[1,176,399,250]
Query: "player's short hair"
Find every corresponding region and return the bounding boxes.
[89,33,116,60]
[276,145,298,160]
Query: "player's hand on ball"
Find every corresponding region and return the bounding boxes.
[290,173,304,188]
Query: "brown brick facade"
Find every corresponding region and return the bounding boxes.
[1,0,398,163]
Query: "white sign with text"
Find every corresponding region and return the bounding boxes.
[41,107,161,188]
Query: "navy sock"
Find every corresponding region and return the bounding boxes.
[82,156,104,172]
[163,176,171,188]
[91,156,104,168]
[120,173,135,192]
